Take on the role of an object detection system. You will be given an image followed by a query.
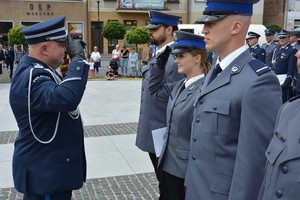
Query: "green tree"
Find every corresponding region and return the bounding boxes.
[8,25,26,45]
[102,21,126,41]
[125,26,150,49]
[266,24,282,33]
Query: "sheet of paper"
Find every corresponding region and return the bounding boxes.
[277,74,286,85]
[152,127,167,157]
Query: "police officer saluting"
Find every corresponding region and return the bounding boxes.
[262,29,278,69]
[135,10,185,200]
[273,29,298,103]
[247,31,266,63]
[9,16,88,200]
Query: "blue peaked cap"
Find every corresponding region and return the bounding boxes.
[146,10,181,29]
[288,27,300,36]
[20,16,67,44]
[265,29,275,35]
[197,0,260,23]
[247,31,260,39]
[278,30,288,38]
[172,31,206,54]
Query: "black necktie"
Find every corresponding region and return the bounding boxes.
[208,64,222,85]
[179,82,185,94]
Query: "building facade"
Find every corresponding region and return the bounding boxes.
[4,0,297,56]
[0,0,88,47]
[89,0,188,54]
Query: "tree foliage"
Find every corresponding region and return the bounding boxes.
[125,26,150,47]
[8,25,26,45]
[266,24,282,32]
[102,21,126,41]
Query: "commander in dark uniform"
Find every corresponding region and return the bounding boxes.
[185,0,282,199]
[9,16,88,200]
[247,31,266,63]
[273,29,298,103]
[135,10,185,200]
[262,29,278,69]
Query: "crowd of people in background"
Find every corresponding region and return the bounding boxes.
[0,44,25,83]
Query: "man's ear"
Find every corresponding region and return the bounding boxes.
[231,21,243,36]
[40,43,49,56]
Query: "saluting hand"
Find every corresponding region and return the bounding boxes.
[66,35,86,61]
[155,45,171,69]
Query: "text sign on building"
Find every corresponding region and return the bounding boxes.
[121,0,164,9]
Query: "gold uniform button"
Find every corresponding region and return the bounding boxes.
[76,67,81,71]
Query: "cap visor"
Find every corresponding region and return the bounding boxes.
[171,48,188,54]
[146,24,162,29]
[197,15,228,23]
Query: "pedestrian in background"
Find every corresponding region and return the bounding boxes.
[112,44,121,66]
[148,31,211,200]
[14,45,25,65]
[135,10,185,200]
[184,0,282,199]
[273,29,298,103]
[0,44,5,83]
[129,47,139,77]
[258,48,300,200]
[262,29,278,69]
[9,16,88,200]
[247,31,266,63]
[5,45,15,79]
[90,46,101,77]
[120,45,129,76]
[146,45,153,61]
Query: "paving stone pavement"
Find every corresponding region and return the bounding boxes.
[0,123,159,200]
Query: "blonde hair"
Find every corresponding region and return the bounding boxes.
[188,48,211,75]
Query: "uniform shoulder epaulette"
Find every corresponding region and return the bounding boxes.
[249,59,270,76]
[33,63,44,69]
[289,94,300,102]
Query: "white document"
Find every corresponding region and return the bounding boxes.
[277,74,286,85]
[152,127,167,157]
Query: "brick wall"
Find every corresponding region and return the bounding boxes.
[263,0,285,27]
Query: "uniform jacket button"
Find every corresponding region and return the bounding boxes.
[193,137,197,142]
[281,166,288,174]
[196,117,200,123]
[275,190,283,198]
[267,149,271,154]
[76,67,81,71]
[199,100,203,105]
[192,155,196,160]
[213,105,217,110]
[66,158,70,162]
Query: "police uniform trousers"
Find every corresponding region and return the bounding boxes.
[23,190,72,200]
[149,153,170,200]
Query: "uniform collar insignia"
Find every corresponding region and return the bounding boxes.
[231,64,241,74]
[188,84,197,91]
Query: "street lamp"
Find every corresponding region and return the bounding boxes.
[96,0,100,49]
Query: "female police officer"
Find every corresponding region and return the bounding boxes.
[148,30,211,200]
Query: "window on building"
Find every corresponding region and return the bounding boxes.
[0,22,13,45]
[68,22,83,39]
[124,20,137,47]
